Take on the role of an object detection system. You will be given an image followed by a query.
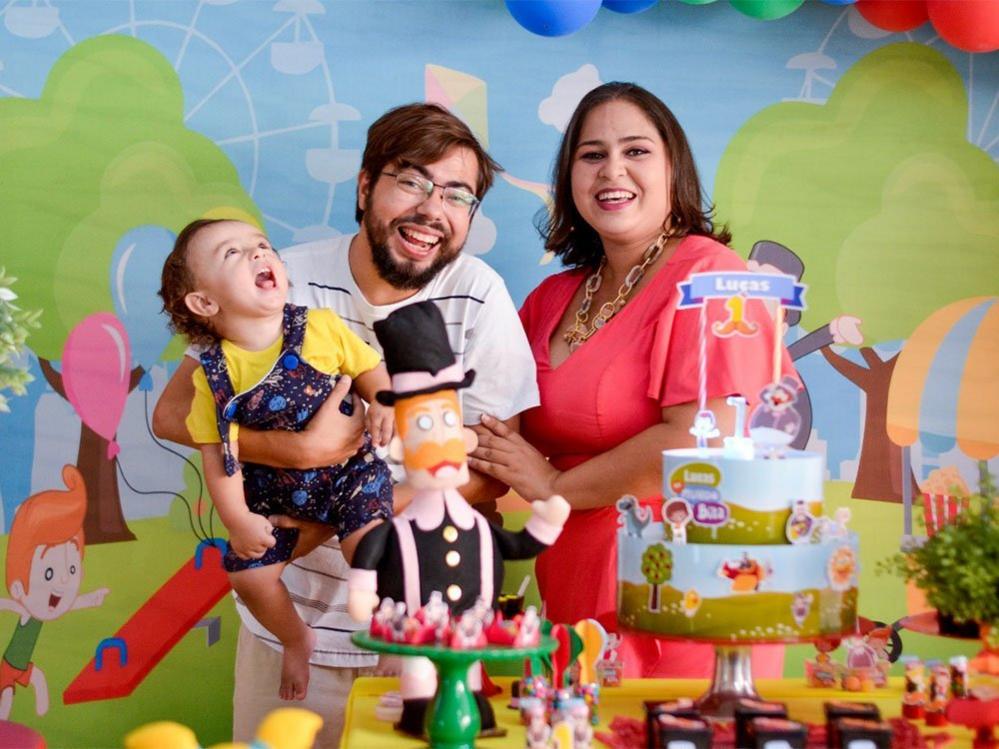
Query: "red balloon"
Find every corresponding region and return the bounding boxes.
[856,0,928,31]
[927,0,999,53]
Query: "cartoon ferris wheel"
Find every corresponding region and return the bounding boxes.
[0,0,359,243]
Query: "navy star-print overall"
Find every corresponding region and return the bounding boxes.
[201,304,392,573]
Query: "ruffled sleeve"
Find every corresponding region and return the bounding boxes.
[649,240,797,410]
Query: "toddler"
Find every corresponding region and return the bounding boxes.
[159,218,393,701]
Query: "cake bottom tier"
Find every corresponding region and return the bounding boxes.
[617,533,858,642]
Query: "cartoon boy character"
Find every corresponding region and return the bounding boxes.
[663,498,692,544]
[0,466,108,718]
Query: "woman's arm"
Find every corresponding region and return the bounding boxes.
[152,357,365,469]
[469,397,735,510]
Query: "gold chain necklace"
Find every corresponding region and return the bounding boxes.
[563,229,673,352]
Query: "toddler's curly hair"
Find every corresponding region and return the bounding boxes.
[159,218,229,346]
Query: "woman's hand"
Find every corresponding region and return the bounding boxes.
[468,414,561,503]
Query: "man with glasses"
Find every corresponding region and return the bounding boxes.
[152,103,538,747]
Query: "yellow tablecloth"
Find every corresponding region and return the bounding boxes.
[340,676,979,748]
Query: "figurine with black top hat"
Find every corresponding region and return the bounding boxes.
[347,300,570,738]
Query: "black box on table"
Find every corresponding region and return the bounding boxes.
[733,698,788,748]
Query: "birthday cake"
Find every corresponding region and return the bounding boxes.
[617,446,858,641]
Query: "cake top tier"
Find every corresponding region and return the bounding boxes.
[663,448,824,511]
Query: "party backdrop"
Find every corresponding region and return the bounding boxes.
[0,1,997,746]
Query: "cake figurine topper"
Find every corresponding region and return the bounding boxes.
[663,497,692,544]
[790,591,813,627]
[819,506,851,541]
[785,499,816,544]
[749,375,804,457]
[681,588,702,618]
[719,551,771,593]
[689,409,720,449]
[346,300,570,736]
[676,270,807,458]
[615,495,651,538]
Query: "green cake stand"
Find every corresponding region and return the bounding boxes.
[352,632,557,749]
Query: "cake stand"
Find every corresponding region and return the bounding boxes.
[641,631,853,719]
[695,642,762,717]
[352,632,557,749]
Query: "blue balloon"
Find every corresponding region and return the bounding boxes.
[603,0,657,12]
[109,225,176,369]
[819,0,855,4]
[506,0,602,36]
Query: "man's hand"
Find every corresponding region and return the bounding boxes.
[530,494,570,528]
[228,513,277,560]
[293,375,365,468]
[269,515,336,560]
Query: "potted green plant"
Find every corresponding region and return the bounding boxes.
[0,267,41,413]
[881,462,999,647]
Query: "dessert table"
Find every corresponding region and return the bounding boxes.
[340,676,982,748]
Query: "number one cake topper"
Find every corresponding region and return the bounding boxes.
[677,271,807,456]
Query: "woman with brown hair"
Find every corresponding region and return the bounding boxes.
[470,82,793,678]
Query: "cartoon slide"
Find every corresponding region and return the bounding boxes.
[62,541,230,704]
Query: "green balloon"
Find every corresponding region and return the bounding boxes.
[730,0,804,19]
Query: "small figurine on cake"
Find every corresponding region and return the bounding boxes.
[663,498,692,544]
[346,301,570,736]
[748,375,804,457]
[719,551,771,593]
[785,500,816,544]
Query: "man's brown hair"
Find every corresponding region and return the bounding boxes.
[158,218,229,346]
[356,103,502,223]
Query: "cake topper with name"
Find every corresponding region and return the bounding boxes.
[676,271,807,457]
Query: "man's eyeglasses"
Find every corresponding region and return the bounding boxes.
[382,171,480,215]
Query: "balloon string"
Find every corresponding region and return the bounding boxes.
[115,458,207,543]
[698,301,708,412]
[142,390,215,541]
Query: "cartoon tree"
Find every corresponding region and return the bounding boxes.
[715,43,999,502]
[641,543,673,612]
[0,36,259,542]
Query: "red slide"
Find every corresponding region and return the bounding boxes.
[63,543,231,704]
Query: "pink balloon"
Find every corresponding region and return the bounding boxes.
[62,313,132,460]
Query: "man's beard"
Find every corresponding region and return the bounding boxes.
[364,209,462,290]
